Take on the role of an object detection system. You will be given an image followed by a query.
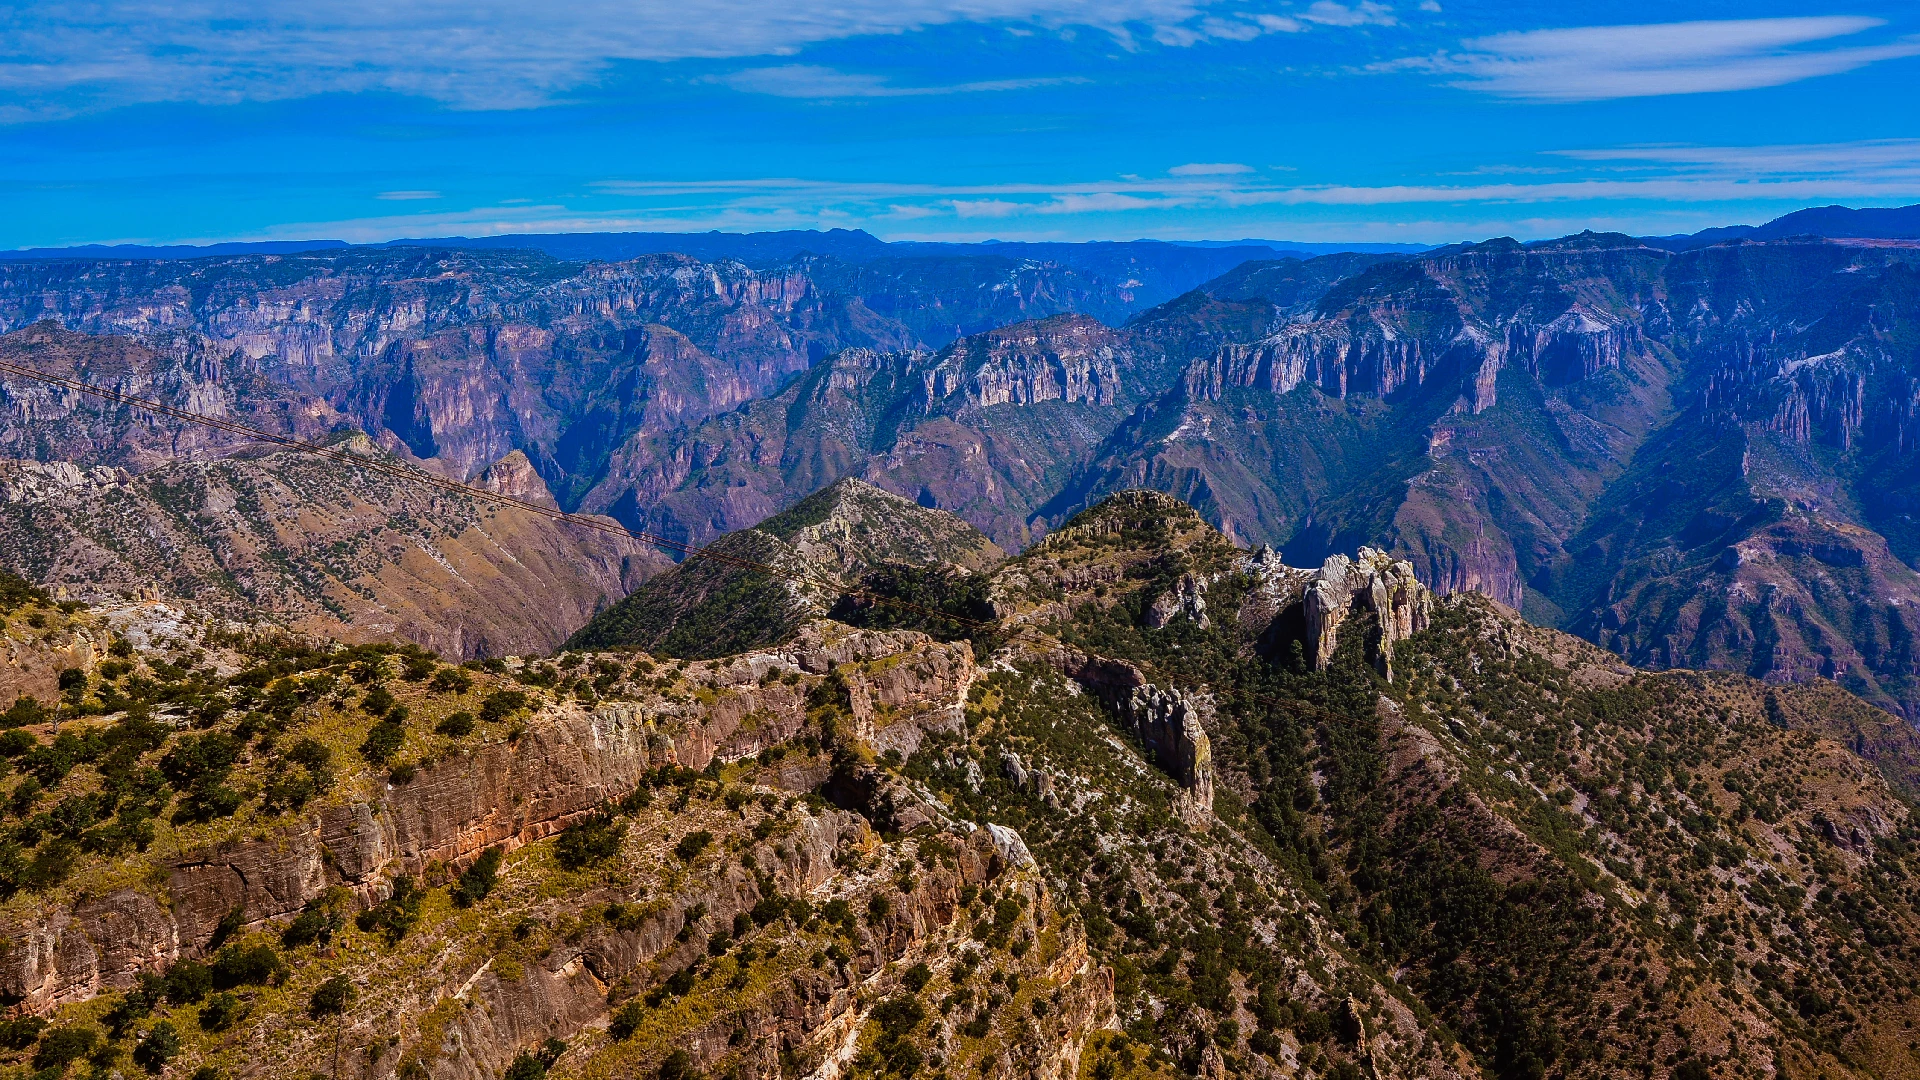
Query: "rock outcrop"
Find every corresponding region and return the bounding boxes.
[1301,547,1433,676]
[920,314,1125,409]
[1241,545,1433,678]
[1115,683,1215,821]
[1144,571,1209,630]
[473,449,560,509]
[1039,644,1215,820]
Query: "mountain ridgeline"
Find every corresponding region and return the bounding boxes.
[564,478,1003,658]
[1,488,1919,1080]
[5,221,1920,715]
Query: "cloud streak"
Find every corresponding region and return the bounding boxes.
[220,138,1920,246]
[0,0,1389,117]
[718,65,1081,98]
[572,140,1920,223]
[1451,16,1920,101]
[1408,16,1920,102]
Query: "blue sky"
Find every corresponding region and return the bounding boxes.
[2,1,1918,248]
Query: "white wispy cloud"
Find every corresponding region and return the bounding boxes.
[186,136,1920,246]
[574,140,1920,216]
[718,65,1080,98]
[1404,16,1920,102]
[1169,162,1253,175]
[1552,139,1920,176]
[0,0,1399,118]
[1301,2,1394,28]
[376,190,442,201]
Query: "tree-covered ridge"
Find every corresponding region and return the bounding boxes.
[567,479,1001,658]
[937,493,1920,1080]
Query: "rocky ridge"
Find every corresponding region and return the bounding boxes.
[2,484,1920,1079]
[565,479,1000,658]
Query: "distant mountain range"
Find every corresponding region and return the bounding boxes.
[1642,202,1920,250]
[6,204,1920,716]
[0,229,1423,268]
[7,201,1918,266]
[10,201,1920,1080]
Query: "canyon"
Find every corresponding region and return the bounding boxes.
[5,222,1920,713]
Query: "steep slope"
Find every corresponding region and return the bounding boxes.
[0,327,668,657]
[598,315,1169,551]
[972,491,1920,1080]
[0,441,665,659]
[0,599,1104,1080]
[21,230,1920,722]
[566,478,1001,657]
[1050,235,1677,576]
[596,266,1364,555]
[1555,248,1920,715]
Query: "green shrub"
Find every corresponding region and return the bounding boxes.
[504,1038,566,1080]
[356,876,424,943]
[309,975,356,1018]
[0,571,48,614]
[479,690,529,723]
[32,1026,98,1072]
[210,943,288,989]
[451,847,504,908]
[657,1048,696,1080]
[360,686,396,715]
[198,993,243,1032]
[0,699,46,731]
[163,961,212,1004]
[609,1001,646,1041]
[672,829,713,863]
[360,718,405,766]
[557,814,627,871]
[132,1020,180,1073]
[287,738,332,770]
[282,895,346,949]
[0,1015,44,1050]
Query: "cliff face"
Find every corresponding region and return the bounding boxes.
[1029,238,1920,717]
[919,314,1125,410]
[597,308,1226,554]
[0,604,1108,1080]
[0,248,1170,510]
[0,326,668,657]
